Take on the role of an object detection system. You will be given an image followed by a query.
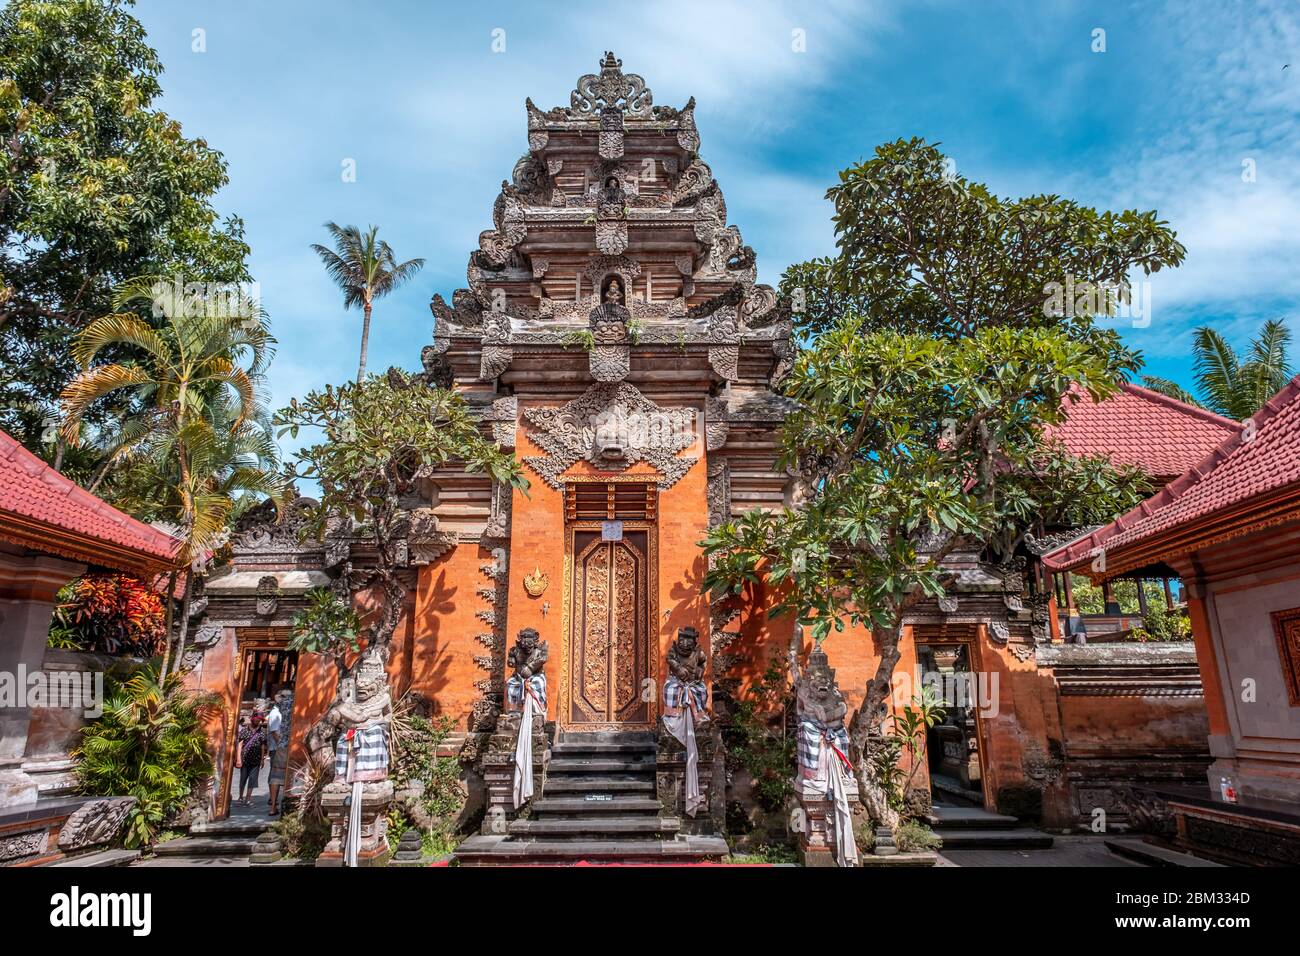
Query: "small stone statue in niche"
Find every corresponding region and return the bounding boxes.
[597,174,626,219]
[589,273,631,338]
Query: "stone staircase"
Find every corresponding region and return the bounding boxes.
[139,815,267,866]
[455,731,729,865]
[928,803,1055,850]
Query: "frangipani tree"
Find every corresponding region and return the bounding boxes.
[702,139,1180,829]
[274,369,525,688]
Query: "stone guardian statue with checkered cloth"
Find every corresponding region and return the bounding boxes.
[661,627,708,816]
[506,628,548,808]
[794,644,860,866]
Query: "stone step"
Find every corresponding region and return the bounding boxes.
[543,775,656,794]
[455,833,729,865]
[509,815,679,837]
[934,828,1054,850]
[151,835,258,857]
[547,757,656,774]
[531,796,662,815]
[557,731,656,746]
[552,741,657,756]
[929,806,1021,830]
[48,848,140,867]
[1104,837,1225,868]
[190,819,272,837]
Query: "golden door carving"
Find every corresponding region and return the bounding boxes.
[565,527,653,728]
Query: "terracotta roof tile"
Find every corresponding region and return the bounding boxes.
[0,428,180,566]
[1044,375,1300,571]
[1046,383,1240,483]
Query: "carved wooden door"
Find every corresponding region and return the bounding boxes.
[567,528,652,728]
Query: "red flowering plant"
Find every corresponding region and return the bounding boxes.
[48,573,167,657]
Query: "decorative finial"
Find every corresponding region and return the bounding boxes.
[571,52,652,117]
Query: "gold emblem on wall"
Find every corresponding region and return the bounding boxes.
[523,566,549,597]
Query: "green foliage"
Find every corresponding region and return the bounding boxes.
[780,137,1184,340]
[387,713,466,855]
[0,0,251,473]
[893,819,943,853]
[74,664,215,848]
[275,370,525,541]
[868,691,946,817]
[561,328,596,351]
[1143,320,1292,419]
[61,275,280,564]
[723,659,796,813]
[290,587,362,665]
[705,140,1183,757]
[1130,604,1192,642]
[702,322,1145,639]
[729,843,798,865]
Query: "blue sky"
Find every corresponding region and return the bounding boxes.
[131,0,1300,417]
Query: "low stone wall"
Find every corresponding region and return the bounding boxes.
[23,650,144,797]
[1036,642,1211,830]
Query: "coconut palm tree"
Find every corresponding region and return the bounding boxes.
[60,276,281,672]
[311,223,425,382]
[1142,319,1293,419]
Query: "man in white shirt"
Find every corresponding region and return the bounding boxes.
[265,690,283,814]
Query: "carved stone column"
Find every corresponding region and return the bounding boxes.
[316,780,394,867]
[795,773,861,867]
[655,720,719,834]
[479,710,548,834]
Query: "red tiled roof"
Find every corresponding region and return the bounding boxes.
[0,428,180,572]
[1044,375,1300,574]
[1046,383,1240,483]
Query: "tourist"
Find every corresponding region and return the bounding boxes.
[267,687,292,816]
[235,713,267,807]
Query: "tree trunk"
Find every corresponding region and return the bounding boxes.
[357,302,373,383]
[849,622,904,829]
[170,570,193,677]
[159,569,178,675]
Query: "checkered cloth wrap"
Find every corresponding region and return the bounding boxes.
[333,723,389,783]
[663,677,708,817]
[797,717,852,791]
[663,676,707,715]
[506,672,547,711]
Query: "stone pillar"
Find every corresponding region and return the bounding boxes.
[795,774,860,867]
[316,780,394,867]
[0,553,85,808]
[480,710,547,833]
[656,718,719,834]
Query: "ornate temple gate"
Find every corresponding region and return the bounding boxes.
[560,482,658,731]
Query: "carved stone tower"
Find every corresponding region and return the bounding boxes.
[419,53,795,737]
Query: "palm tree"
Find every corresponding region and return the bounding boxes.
[311,223,425,382]
[1143,319,1293,419]
[60,276,281,673]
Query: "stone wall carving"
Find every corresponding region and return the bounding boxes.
[522,382,698,490]
[58,796,136,851]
